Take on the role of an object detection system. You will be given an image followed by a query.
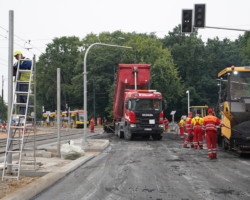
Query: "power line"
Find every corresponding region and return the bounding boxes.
[30,38,52,41]
[0,25,44,53]
[0,33,7,39]
[0,25,8,32]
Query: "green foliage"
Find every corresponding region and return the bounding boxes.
[151,49,183,108]
[36,36,82,112]
[239,32,250,65]
[161,25,246,117]
[0,96,7,121]
[36,28,247,120]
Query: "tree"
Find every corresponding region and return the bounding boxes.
[161,26,243,114]
[162,26,208,114]
[80,31,134,118]
[125,33,184,118]
[151,49,184,117]
[239,32,250,65]
[0,95,7,121]
[35,29,244,120]
[36,36,82,113]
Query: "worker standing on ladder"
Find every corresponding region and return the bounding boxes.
[13,51,32,115]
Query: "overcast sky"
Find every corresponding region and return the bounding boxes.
[1,0,250,101]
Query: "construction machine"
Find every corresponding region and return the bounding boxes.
[218,66,250,153]
[190,105,208,117]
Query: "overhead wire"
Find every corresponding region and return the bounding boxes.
[0,33,8,39]
[0,25,44,54]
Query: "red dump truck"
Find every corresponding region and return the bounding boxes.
[114,64,164,140]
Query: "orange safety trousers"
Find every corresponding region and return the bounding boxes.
[90,120,95,132]
[179,126,184,139]
[206,130,217,158]
[193,127,203,149]
[183,129,193,147]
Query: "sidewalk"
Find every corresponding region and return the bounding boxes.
[0,127,55,139]
[0,129,109,200]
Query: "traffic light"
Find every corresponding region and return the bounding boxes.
[194,4,206,28]
[181,9,193,33]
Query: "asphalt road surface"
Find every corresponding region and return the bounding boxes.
[33,132,250,200]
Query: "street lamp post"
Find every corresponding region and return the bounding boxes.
[186,90,190,113]
[83,43,133,144]
[93,81,95,124]
[1,76,4,123]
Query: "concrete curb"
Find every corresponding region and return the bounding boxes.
[2,155,94,200]
[83,139,110,152]
[2,140,110,200]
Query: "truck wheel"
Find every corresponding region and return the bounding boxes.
[118,127,124,138]
[152,134,162,140]
[124,126,133,140]
[222,137,229,150]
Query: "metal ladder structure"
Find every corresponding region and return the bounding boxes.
[2,57,36,180]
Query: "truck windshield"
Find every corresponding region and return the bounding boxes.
[230,71,250,100]
[130,99,162,111]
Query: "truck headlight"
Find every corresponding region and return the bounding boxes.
[130,123,136,128]
[159,124,164,128]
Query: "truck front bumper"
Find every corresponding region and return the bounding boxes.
[129,124,164,135]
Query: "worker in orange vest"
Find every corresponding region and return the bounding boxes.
[191,113,204,149]
[90,118,95,133]
[163,117,169,132]
[183,112,194,148]
[178,117,185,139]
[203,108,222,159]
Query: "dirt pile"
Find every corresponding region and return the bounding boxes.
[0,176,39,199]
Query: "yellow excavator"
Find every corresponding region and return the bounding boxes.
[190,105,208,117]
[218,66,250,153]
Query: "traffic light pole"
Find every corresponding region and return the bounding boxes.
[182,4,250,33]
[1,76,4,123]
[205,26,249,32]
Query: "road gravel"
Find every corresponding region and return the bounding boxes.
[32,132,250,200]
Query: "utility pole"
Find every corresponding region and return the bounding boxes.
[57,68,61,157]
[1,75,4,123]
[186,90,190,113]
[7,10,14,173]
[33,55,37,165]
[93,80,96,123]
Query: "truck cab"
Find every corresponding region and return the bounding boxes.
[113,64,164,140]
[120,90,164,140]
